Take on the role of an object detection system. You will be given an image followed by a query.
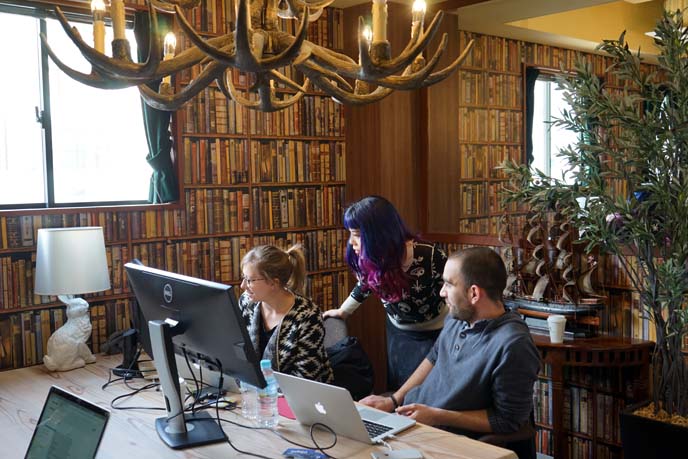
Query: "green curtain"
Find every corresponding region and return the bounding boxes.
[134,12,179,203]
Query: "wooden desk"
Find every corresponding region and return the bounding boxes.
[0,355,517,459]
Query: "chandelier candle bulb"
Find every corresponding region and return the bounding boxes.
[91,0,105,53]
[110,0,126,40]
[162,32,176,86]
[411,0,426,41]
[371,0,387,43]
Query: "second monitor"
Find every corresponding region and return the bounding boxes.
[124,262,265,449]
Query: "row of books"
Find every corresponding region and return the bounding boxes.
[185,188,251,235]
[603,290,655,342]
[250,139,346,183]
[251,185,345,231]
[565,437,623,459]
[459,32,522,73]
[0,246,129,310]
[306,270,349,311]
[458,107,522,143]
[182,85,346,137]
[597,253,639,288]
[460,183,487,216]
[534,379,554,426]
[0,212,129,250]
[459,71,522,108]
[562,366,638,395]
[130,235,347,288]
[459,144,522,180]
[183,86,248,135]
[535,428,554,457]
[457,216,502,236]
[253,228,348,272]
[130,209,186,241]
[182,137,250,185]
[248,95,346,138]
[0,299,133,370]
[132,236,250,282]
[1,231,348,311]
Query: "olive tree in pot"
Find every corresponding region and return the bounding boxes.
[500,9,687,458]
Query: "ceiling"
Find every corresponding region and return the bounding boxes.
[332,0,667,59]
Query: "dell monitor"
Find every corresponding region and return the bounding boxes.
[124,263,265,449]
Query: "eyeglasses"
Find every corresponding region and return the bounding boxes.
[241,276,266,286]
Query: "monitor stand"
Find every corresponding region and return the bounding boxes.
[148,320,227,449]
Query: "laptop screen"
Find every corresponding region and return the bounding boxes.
[25,386,109,459]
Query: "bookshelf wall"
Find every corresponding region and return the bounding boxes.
[0,0,349,371]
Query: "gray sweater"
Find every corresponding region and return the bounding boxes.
[404,311,540,436]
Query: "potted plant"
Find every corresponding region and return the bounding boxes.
[500,9,687,458]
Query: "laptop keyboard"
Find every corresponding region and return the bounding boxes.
[362,419,394,438]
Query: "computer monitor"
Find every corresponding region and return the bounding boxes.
[124,262,266,449]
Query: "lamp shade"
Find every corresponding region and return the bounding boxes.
[34,227,111,295]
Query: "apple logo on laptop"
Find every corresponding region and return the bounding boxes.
[314,402,327,415]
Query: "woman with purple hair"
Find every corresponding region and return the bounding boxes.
[323,196,447,390]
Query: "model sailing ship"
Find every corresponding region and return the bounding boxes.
[499,210,605,336]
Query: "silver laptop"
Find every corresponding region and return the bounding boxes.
[25,386,110,459]
[274,372,415,444]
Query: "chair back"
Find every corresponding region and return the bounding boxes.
[323,317,348,349]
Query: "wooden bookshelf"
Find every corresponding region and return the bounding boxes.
[0,1,349,371]
[532,334,653,459]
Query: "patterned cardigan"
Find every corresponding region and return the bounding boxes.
[238,293,334,383]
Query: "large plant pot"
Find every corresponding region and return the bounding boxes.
[620,401,687,459]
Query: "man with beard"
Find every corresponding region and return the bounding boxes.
[361,247,540,441]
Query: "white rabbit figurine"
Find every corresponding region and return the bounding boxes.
[43,295,96,372]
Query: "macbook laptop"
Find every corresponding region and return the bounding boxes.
[274,372,415,444]
[25,386,110,459]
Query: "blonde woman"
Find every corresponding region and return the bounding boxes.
[239,244,333,383]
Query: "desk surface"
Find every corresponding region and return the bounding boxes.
[0,355,517,459]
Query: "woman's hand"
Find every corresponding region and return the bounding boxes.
[322,308,350,320]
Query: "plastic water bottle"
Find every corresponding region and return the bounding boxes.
[258,359,279,427]
[240,381,258,420]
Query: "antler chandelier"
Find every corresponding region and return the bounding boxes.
[43,0,474,112]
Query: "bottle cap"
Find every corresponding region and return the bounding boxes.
[260,359,272,369]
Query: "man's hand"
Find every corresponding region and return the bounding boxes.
[396,403,443,426]
[322,308,350,320]
[359,394,395,412]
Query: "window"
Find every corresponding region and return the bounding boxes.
[531,76,578,184]
[0,6,151,208]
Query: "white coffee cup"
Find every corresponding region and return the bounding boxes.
[547,314,567,344]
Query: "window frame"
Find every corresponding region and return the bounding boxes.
[0,2,173,211]
[525,65,579,184]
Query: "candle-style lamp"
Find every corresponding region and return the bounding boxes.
[410,0,427,71]
[109,0,130,60]
[160,32,176,94]
[369,0,390,64]
[91,0,106,54]
[411,0,426,42]
[355,26,374,96]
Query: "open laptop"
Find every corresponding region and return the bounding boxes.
[25,386,110,459]
[274,372,415,444]
[24,386,110,459]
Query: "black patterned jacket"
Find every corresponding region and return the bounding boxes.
[238,293,334,383]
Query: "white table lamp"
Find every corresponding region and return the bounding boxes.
[34,227,111,371]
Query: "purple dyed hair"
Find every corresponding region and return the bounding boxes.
[344,196,414,302]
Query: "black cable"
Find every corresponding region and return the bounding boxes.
[309,423,338,459]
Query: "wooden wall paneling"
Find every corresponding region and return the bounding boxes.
[424,8,461,234]
[343,1,425,392]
